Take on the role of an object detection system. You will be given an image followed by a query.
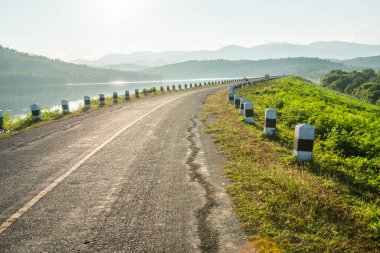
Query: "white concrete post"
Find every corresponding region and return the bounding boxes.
[228,92,234,104]
[125,90,130,100]
[244,102,254,124]
[84,96,91,110]
[61,99,69,114]
[31,103,41,119]
[113,92,118,103]
[179,84,182,90]
[143,88,148,96]
[99,94,105,106]
[160,86,164,92]
[0,110,3,130]
[190,84,193,88]
[172,84,176,90]
[264,109,277,136]
[167,86,170,91]
[294,124,315,162]
[239,98,247,115]
[135,89,140,98]
[234,94,241,109]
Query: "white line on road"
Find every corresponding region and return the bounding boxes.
[0,91,196,235]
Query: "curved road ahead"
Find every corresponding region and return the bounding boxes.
[0,86,245,252]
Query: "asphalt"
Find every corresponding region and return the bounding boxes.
[0,86,246,253]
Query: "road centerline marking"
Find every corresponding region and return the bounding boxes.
[0,91,198,235]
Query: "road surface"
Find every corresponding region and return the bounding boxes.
[0,86,246,252]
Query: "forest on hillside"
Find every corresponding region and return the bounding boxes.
[0,45,160,86]
[321,69,380,105]
[141,58,349,80]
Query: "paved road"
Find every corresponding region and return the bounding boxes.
[0,86,246,252]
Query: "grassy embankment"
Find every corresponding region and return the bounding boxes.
[0,83,218,138]
[201,76,380,252]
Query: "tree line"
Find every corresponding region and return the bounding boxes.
[321,68,380,105]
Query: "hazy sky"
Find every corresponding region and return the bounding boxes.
[1,0,380,61]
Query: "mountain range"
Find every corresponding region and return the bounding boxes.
[72,41,380,68]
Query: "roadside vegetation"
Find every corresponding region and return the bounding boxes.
[322,68,380,105]
[202,76,380,252]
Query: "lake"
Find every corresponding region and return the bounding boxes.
[0,78,229,118]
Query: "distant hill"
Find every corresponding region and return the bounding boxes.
[341,55,380,68]
[72,41,380,67]
[102,63,149,72]
[140,58,348,80]
[0,45,160,86]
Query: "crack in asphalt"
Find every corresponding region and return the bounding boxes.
[186,116,220,253]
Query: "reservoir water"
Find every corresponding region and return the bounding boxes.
[0,78,229,118]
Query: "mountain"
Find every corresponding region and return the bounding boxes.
[0,45,160,86]
[72,41,380,67]
[141,58,348,80]
[341,55,380,68]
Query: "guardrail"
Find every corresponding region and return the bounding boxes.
[0,79,239,133]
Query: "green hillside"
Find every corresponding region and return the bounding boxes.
[202,76,380,252]
[342,55,380,68]
[321,69,380,105]
[141,58,348,80]
[0,45,160,85]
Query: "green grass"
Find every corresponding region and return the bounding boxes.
[238,76,380,197]
[201,77,380,252]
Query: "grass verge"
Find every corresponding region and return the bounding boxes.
[201,87,380,252]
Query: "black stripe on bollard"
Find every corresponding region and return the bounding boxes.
[85,100,90,105]
[245,109,253,117]
[265,119,276,128]
[62,105,68,110]
[32,110,41,117]
[294,139,314,152]
[234,99,240,109]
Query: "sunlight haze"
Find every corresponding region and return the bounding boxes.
[1,0,380,60]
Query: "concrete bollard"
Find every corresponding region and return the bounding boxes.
[125,90,130,100]
[294,124,315,162]
[61,99,69,114]
[84,96,91,110]
[143,89,148,96]
[195,83,198,88]
[31,103,41,120]
[228,92,234,104]
[190,84,192,88]
[185,84,187,89]
[167,86,170,91]
[239,98,247,115]
[179,84,182,90]
[244,102,254,124]
[172,84,176,90]
[99,94,105,106]
[153,87,157,94]
[234,94,241,109]
[0,110,3,130]
[135,89,140,98]
[160,86,164,92]
[113,92,118,103]
[199,82,202,87]
[264,109,277,136]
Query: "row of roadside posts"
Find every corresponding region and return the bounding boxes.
[228,76,315,162]
[0,79,239,131]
